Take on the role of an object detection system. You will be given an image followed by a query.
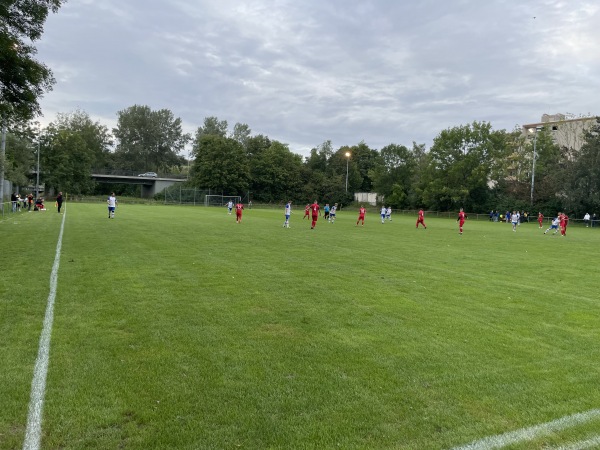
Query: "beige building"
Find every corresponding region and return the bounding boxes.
[522,113,598,154]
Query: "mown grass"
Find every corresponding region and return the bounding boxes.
[1,204,600,449]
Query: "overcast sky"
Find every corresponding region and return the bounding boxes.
[36,0,600,156]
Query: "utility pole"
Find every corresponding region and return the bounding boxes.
[0,123,6,211]
[529,126,542,206]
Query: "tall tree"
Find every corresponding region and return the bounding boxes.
[370,143,415,208]
[0,0,64,123]
[113,105,190,173]
[249,140,303,202]
[422,121,504,211]
[562,118,600,214]
[349,141,378,192]
[195,116,228,141]
[51,110,113,169]
[231,122,251,149]
[190,135,249,194]
[4,129,35,186]
[42,128,96,194]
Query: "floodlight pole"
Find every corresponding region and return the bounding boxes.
[36,125,41,200]
[530,126,541,206]
[0,123,6,210]
[345,152,351,193]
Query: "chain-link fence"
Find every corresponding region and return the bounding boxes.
[161,187,210,205]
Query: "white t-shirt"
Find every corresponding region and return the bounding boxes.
[511,213,518,223]
[381,207,386,215]
[285,203,291,215]
[108,196,117,208]
[330,205,337,215]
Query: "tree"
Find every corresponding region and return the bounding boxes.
[370,143,415,208]
[563,118,600,214]
[422,122,505,211]
[195,116,228,141]
[249,140,303,202]
[4,129,35,186]
[1,0,64,123]
[301,141,354,202]
[231,122,251,149]
[42,129,96,194]
[113,105,190,172]
[51,110,113,169]
[190,135,249,194]
[349,141,378,192]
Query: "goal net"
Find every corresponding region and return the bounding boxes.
[204,195,241,207]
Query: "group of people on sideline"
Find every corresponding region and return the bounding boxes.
[8,192,63,212]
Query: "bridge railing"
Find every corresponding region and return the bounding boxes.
[91,168,187,179]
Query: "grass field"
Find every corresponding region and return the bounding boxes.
[2,203,600,449]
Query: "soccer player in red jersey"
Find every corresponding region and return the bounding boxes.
[303,204,310,220]
[356,205,366,226]
[309,200,320,229]
[235,202,244,223]
[560,212,569,236]
[457,208,466,234]
[538,212,544,229]
[416,209,427,229]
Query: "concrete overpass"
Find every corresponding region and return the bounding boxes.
[91,173,186,198]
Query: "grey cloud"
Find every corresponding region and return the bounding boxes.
[36,0,599,155]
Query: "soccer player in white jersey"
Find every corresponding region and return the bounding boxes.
[544,217,560,235]
[107,193,118,219]
[283,201,291,228]
[511,211,519,231]
[329,203,337,223]
[380,206,387,223]
[227,200,233,215]
[386,207,392,221]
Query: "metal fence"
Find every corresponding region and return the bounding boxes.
[0,200,31,221]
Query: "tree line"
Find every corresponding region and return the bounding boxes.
[3,107,600,215]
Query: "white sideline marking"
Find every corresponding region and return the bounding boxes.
[551,435,600,450]
[23,211,67,450]
[453,409,600,450]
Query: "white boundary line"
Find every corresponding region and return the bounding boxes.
[23,210,67,450]
[453,409,600,450]
[551,435,600,450]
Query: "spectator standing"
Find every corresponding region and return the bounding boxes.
[56,192,64,213]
